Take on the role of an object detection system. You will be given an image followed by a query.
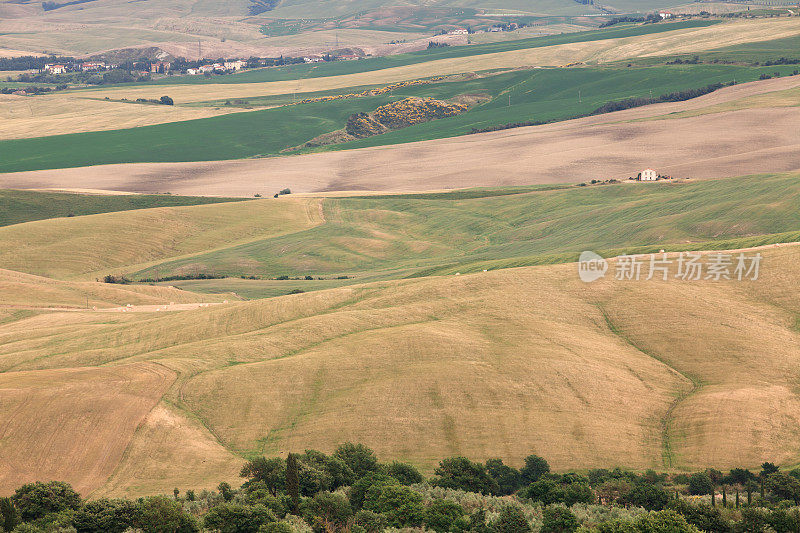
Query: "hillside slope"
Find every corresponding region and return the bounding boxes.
[2,73,798,193]
[0,243,798,497]
[0,0,678,21]
[2,171,799,283]
[0,197,323,279]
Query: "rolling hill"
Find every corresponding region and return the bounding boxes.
[1,241,799,497]
[2,17,799,178]
[2,74,799,196]
[2,172,800,282]
[0,168,799,498]
[0,0,678,21]
[0,0,686,59]
[2,0,800,504]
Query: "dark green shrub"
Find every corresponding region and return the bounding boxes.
[353,509,388,533]
[588,520,638,533]
[492,505,531,533]
[622,485,671,511]
[134,495,200,533]
[333,443,379,479]
[667,499,730,532]
[687,473,714,495]
[241,457,286,496]
[362,484,423,528]
[432,457,500,495]
[739,507,770,532]
[769,508,800,533]
[0,497,18,532]
[634,510,700,533]
[259,522,294,533]
[73,498,138,533]
[12,481,81,522]
[304,492,352,528]
[541,506,579,533]
[423,499,464,532]
[385,461,423,486]
[203,503,275,533]
[217,482,234,502]
[348,472,398,510]
[766,473,800,505]
[523,479,566,505]
[521,455,550,483]
[485,458,523,495]
[564,482,595,505]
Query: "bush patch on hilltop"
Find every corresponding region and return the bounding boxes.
[373,97,468,129]
[294,97,470,150]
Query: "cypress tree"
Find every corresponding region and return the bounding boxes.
[286,452,300,515]
[0,497,17,532]
[736,487,740,508]
[722,486,726,508]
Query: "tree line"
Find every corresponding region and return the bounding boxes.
[3,444,800,532]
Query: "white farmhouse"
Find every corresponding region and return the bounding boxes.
[224,60,247,71]
[640,168,658,181]
[44,64,66,74]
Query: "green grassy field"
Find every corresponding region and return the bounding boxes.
[3,62,796,173]
[158,277,362,299]
[93,20,718,88]
[328,64,799,151]
[0,173,775,284]
[619,33,800,67]
[4,174,799,285]
[692,33,800,64]
[0,190,244,227]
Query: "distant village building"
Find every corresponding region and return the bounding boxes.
[224,60,247,70]
[188,62,241,75]
[659,11,673,19]
[337,54,360,61]
[450,28,468,35]
[81,62,106,72]
[150,61,171,73]
[44,64,66,74]
[303,55,325,63]
[640,168,658,181]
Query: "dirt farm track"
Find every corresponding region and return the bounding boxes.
[1,76,799,196]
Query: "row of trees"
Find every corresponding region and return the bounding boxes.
[3,446,800,533]
[0,56,75,71]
